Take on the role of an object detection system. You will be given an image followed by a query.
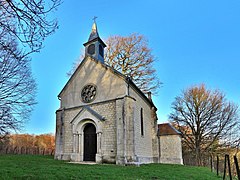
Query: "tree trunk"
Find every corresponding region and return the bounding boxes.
[195,146,202,166]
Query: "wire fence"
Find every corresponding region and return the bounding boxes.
[0,146,54,156]
[183,153,240,180]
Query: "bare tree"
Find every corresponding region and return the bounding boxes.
[0,33,36,136]
[105,34,160,94]
[0,0,61,56]
[169,84,239,166]
[0,0,60,135]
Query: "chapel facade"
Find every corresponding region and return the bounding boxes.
[55,22,183,165]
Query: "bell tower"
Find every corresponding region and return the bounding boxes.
[83,17,106,63]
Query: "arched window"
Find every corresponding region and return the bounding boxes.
[140,108,144,136]
[99,44,103,57]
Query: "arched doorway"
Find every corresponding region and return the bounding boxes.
[83,123,97,161]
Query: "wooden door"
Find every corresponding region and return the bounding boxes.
[83,123,97,161]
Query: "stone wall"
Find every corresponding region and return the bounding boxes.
[55,110,62,159]
[55,57,183,165]
[55,100,117,163]
[92,101,117,163]
[128,86,158,163]
[159,135,183,164]
[59,57,126,109]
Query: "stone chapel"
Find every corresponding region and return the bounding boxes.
[55,21,183,165]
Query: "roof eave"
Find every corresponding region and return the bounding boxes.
[83,37,107,47]
[58,57,88,98]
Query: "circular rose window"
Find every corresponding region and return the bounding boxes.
[81,84,97,103]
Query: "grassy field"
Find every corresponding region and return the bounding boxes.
[0,155,221,180]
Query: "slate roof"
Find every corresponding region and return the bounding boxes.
[83,22,106,47]
[88,22,99,41]
[158,123,181,136]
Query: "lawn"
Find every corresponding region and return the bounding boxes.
[0,155,221,180]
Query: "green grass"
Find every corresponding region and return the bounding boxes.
[0,155,221,180]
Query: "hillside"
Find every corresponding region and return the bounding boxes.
[0,155,220,180]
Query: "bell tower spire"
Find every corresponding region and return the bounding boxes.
[83,17,106,63]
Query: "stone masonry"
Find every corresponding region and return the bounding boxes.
[55,21,183,165]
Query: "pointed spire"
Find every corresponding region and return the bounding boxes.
[83,17,106,63]
[88,16,99,41]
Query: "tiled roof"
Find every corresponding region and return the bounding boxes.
[158,123,181,136]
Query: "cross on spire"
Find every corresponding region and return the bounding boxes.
[83,17,106,63]
[93,16,97,23]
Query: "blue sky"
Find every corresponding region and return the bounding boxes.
[25,0,240,134]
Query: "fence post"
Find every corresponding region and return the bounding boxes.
[210,155,213,172]
[223,155,227,180]
[226,154,232,180]
[51,149,54,156]
[234,155,240,180]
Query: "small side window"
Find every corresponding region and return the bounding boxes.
[140,108,144,136]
